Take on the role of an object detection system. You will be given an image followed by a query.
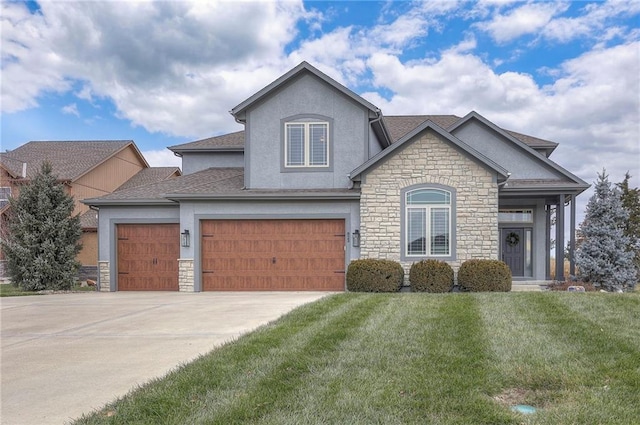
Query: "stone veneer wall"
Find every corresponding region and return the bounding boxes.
[360,130,499,280]
[98,261,110,292]
[178,259,195,292]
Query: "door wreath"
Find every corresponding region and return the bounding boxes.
[505,232,520,246]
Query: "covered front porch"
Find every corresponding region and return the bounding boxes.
[498,180,588,282]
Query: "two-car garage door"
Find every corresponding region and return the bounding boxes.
[201,219,346,291]
[116,219,346,291]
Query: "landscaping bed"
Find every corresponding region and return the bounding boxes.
[74,292,640,424]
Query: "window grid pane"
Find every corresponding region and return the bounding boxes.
[309,124,328,166]
[286,124,305,166]
[407,208,426,255]
[430,208,449,255]
[407,189,450,205]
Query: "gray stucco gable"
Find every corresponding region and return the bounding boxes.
[230,61,392,149]
[450,111,589,188]
[349,119,509,181]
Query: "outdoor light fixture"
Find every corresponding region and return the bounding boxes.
[352,229,360,247]
[181,229,190,247]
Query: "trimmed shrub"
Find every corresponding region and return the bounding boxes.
[409,259,454,293]
[346,259,404,292]
[457,260,512,292]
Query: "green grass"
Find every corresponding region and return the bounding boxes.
[74,292,640,425]
[0,283,96,296]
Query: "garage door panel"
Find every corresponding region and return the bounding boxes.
[202,219,345,291]
[117,224,179,291]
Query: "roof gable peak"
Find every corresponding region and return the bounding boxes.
[230,61,381,121]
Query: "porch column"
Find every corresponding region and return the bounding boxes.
[555,194,565,281]
[546,205,551,280]
[570,195,576,277]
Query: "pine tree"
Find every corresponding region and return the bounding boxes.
[616,172,640,280]
[576,170,636,291]
[1,162,82,291]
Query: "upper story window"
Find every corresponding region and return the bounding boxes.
[405,187,454,258]
[281,115,333,172]
[285,122,329,167]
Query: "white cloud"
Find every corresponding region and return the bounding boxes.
[542,0,640,43]
[142,149,182,168]
[1,1,306,137]
[62,103,80,117]
[476,2,570,43]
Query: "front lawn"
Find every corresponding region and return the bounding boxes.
[74,292,640,424]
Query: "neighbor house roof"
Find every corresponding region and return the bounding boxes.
[79,210,98,230]
[0,141,148,181]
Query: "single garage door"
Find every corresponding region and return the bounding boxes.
[201,219,345,291]
[117,224,180,291]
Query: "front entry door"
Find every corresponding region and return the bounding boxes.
[501,228,525,277]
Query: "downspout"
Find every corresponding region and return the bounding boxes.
[497,172,512,187]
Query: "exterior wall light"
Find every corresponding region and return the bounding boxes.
[181,229,190,247]
[352,229,360,247]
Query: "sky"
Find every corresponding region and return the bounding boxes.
[1,0,639,226]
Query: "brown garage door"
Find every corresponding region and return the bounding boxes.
[117,224,180,291]
[201,219,345,291]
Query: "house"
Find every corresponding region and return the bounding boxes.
[0,141,181,280]
[84,62,589,292]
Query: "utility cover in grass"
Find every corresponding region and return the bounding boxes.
[511,404,537,414]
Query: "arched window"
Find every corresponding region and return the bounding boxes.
[404,187,453,257]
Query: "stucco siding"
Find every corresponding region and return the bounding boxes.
[452,121,560,180]
[246,73,368,190]
[182,152,244,175]
[360,129,499,278]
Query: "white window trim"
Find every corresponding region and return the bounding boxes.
[284,121,330,168]
[405,204,452,257]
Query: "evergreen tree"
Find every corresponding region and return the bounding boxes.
[576,170,636,291]
[1,162,82,291]
[616,172,640,280]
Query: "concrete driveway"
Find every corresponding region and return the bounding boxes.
[1,291,330,425]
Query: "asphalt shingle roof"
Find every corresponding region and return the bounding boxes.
[116,167,181,191]
[91,168,245,201]
[167,116,557,153]
[169,131,244,151]
[1,141,134,181]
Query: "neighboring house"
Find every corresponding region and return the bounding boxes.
[0,141,181,279]
[84,62,589,292]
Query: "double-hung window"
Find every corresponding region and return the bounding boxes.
[405,188,452,257]
[285,121,329,168]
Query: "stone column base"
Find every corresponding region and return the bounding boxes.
[98,261,111,292]
[178,259,195,292]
